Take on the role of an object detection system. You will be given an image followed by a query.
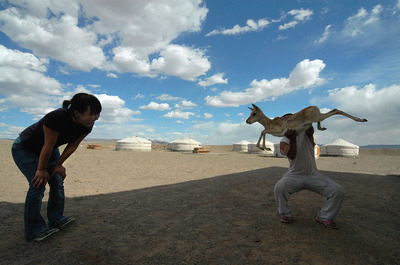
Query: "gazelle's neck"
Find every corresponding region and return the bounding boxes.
[257,112,271,128]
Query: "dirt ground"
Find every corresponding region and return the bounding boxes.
[1,140,399,264]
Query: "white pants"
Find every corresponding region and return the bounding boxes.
[274,171,345,221]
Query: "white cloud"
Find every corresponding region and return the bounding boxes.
[107,73,118,78]
[151,45,211,81]
[279,9,313,30]
[207,8,312,35]
[321,7,329,16]
[192,121,265,145]
[272,35,288,42]
[206,17,270,36]
[0,46,63,115]
[288,9,313,21]
[0,66,62,96]
[139,102,171,111]
[315,25,333,44]
[198,73,228,87]
[0,8,106,72]
[0,44,48,72]
[89,123,152,140]
[93,0,209,80]
[95,94,139,124]
[111,46,153,75]
[181,100,197,107]
[311,83,400,145]
[204,113,213,119]
[164,110,195,119]
[175,100,197,109]
[327,84,400,118]
[0,122,26,139]
[133,94,145,100]
[205,59,326,107]
[156,94,181,101]
[343,5,383,37]
[279,21,298,30]
[0,0,209,80]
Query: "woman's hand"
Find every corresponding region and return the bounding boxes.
[35,125,59,187]
[283,129,298,160]
[285,129,298,141]
[32,169,50,188]
[52,164,67,180]
[306,125,314,136]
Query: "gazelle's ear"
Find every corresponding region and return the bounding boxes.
[248,107,254,111]
[252,104,260,111]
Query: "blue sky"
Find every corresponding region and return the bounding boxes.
[0,0,399,145]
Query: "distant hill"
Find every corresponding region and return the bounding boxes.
[83,138,118,143]
[83,138,169,145]
[360,145,400,149]
[150,140,169,145]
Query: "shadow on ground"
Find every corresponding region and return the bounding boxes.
[1,167,399,264]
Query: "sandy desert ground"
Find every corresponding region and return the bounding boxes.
[1,139,399,264]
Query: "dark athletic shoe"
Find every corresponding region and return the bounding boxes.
[280,215,293,223]
[52,217,76,229]
[32,228,59,242]
[316,216,339,229]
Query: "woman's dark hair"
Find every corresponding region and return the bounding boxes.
[63,93,102,115]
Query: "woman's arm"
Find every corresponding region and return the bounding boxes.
[280,129,298,160]
[32,125,59,188]
[52,133,89,179]
[305,126,315,146]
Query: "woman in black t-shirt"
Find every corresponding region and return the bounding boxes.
[11,93,102,242]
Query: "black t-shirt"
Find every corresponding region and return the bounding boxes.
[19,108,92,155]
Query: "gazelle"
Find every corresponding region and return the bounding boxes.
[246,104,367,150]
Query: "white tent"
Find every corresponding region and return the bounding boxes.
[232,140,251,152]
[115,136,152,151]
[273,143,284,157]
[320,139,359,156]
[168,138,201,152]
[248,141,274,155]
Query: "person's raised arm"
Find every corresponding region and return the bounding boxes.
[280,129,297,160]
[33,125,59,188]
[305,126,315,147]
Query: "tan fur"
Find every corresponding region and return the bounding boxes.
[246,104,367,150]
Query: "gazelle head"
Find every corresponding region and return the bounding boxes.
[246,104,264,124]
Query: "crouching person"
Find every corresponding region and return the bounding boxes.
[274,116,344,229]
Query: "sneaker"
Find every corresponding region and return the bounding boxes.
[32,228,59,242]
[52,217,76,230]
[316,216,339,229]
[280,215,293,223]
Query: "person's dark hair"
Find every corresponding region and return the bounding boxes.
[63,93,102,115]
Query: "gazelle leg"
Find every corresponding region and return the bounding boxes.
[317,122,326,131]
[256,134,264,150]
[262,132,267,150]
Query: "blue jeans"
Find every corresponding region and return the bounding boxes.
[12,137,66,240]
